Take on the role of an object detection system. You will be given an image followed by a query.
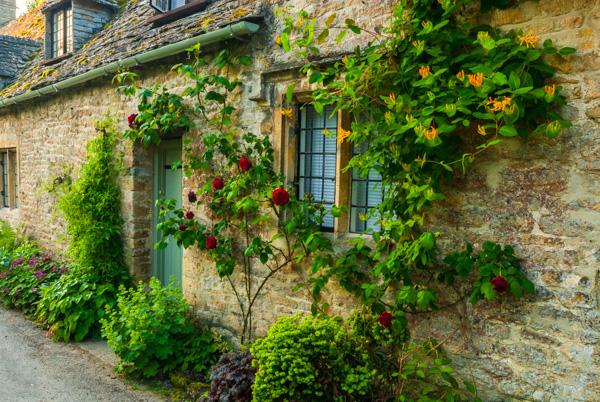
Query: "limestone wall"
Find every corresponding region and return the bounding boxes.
[0,0,598,400]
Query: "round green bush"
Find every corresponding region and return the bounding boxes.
[251,314,376,401]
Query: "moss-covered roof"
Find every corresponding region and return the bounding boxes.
[0,7,44,42]
[0,0,262,101]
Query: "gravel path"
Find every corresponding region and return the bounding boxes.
[0,307,163,402]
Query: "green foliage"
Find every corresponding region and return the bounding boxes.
[276,0,563,316]
[35,270,128,342]
[56,113,125,277]
[101,277,225,378]
[251,314,376,401]
[0,220,19,253]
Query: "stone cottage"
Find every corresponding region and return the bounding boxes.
[0,0,598,400]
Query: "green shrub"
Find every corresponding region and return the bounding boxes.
[0,220,18,253]
[251,314,376,402]
[35,270,128,342]
[56,115,125,277]
[101,277,224,378]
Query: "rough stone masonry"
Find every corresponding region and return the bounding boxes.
[0,0,597,401]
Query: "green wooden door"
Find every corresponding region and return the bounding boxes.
[153,140,183,287]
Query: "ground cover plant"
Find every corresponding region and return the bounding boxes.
[101,277,225,378]
[115,0,572,399]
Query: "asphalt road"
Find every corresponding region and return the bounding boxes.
[0,307,162,402]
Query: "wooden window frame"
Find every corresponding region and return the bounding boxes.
[147,0,207,26]
[0,148,18,210]
[275,91,353,237]
[50,5,72,60]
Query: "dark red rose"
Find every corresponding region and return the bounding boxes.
[490,275,509,292]
[185,211,194,220]
[212,178,224,190]
[273,188,290,206]
[239,157,252,172]
[306,193,313,200]
[378,311,393,328]
[128,113,141,129]
[188,191,197,203]
[178,224,186,231]
[206,236,217,250]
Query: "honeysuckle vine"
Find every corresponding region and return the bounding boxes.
[114,0,573,398]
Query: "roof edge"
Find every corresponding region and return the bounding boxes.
[0,21,260,109]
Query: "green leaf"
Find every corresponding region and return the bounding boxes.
[508,71,520,90]
[510,280,523,298]
[337,29,347,44]
[499,126,517,137]
[318,29,329,45]
[514,86,533,95]
[286,83,295,104]
[559,47,577,55]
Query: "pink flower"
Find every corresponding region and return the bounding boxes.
[206,236,217,250]
[212,178,224,190]
[239,158,252,172]
[490,275,509,292]
[273,189,290,206]
[378,311,393,328]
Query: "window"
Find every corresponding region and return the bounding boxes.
[150,0,196,13]
[0,149,17,209]
[147,0,208,26]
[297,105,338,231]
[51,6,73,58]
[292,104,383,234]
[350,142,383,233]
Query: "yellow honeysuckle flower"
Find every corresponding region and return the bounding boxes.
[358,213,365,220]
[385,111,393,124]
[280,108,293,118]
[468,73,484,87]
[275,35,282,45]
[406,114,414,122]
[337,127,351,143]
[423,126,438,140]
[545,84,556,96]
[342,55,348,64]
[478,125,487,135]
[478,31,489,40]
[421,20,432,28]
[413,40,422,48]
[381,220,387,227]
[385,93,396,105]
[456,70,465,80]
[419,65,431,79]
[503,103,516,114]
[517,29,538,49]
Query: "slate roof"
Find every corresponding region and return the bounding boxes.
[0,0,263,101]
[0,7,44,42]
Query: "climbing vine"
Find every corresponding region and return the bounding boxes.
[117,0,573,398]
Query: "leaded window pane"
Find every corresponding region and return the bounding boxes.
[298,105,337,230]
[1,153,8,208]
[350,121,384,233]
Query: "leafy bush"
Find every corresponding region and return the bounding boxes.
[0,241,70,315]
[201,350,256,402]
[0,219,18,253]
[35,270,127,342]
[56,114,125,277]
[251,314,376,401]
[101,277,224,378]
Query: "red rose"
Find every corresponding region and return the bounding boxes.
[273,188,290,206]
[185,211,194,219]
[490,275,509,292]
[206,236,217,250]
[378,311,393,328]
[128,113,141,129]
[212,178,224,190]
[239,157,252,172]
[178,224,186,231]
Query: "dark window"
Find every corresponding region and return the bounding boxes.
[150,0,190,13]
[297,105,337,231]
[350,141,383,233]
[0,152,7,208]
[51,7,73,58]
[12,151,17,209]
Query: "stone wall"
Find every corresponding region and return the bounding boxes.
[0,0,598,401]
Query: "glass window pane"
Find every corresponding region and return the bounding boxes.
[350,115,383,233]
[298,105,337,230]
[66,8,73,53]
[1,153,8,208]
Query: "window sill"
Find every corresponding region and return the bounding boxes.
[147,0,208,27]
[42,53,72,66]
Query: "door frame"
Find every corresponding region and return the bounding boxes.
[152,139,183,284]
